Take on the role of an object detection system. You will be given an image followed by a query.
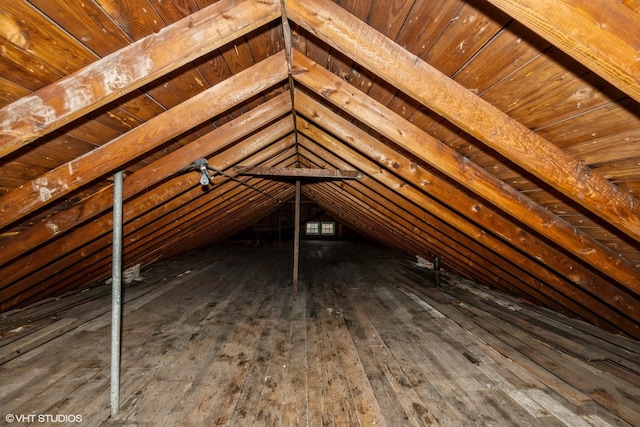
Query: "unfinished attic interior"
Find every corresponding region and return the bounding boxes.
[1,0,640,424]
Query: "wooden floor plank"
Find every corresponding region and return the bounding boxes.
[1,241,637,426]
[314,282,388,426]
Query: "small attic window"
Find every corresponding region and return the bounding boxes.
[306,222,320,235]
[306,221,335,236]
[321,222,335,235]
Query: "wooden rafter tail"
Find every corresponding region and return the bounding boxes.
[285,0,640,245]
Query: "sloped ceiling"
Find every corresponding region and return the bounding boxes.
[0,0,639,338]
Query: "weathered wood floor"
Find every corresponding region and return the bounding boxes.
[1,241,638,426]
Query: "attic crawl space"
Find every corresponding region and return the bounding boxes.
[0,0,639,425]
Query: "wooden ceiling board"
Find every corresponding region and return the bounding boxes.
[453,21,550,94]
[0,43,65,93]
[484,0,640,103]
[148,0,201,25]
[29,0,134,57]
[140,66,211,110]
[423,0,512,77]
[95,0,165,42]
[395,0,465,60]
[536,98,640,148]
[115,89,168,121]
[565,130,640,166]
[479,50,625,131]
[0,2,96,73]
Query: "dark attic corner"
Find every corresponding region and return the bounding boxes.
[1,0,639,424]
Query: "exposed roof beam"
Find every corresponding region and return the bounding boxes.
[484,0,640,103]
[0,135,297,309]
[297,150,558,309]
[0,52,288,230]
[234,166,362,178]
[0,0,281,158]
[290,54,640,295]
[294,92,640,326]
[286,0,640,244]
[302,179,573,316]
[0,94,292,268]
[296,118,639,336]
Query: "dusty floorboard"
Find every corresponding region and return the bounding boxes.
[0,240,638,426]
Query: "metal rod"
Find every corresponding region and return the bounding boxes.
[110,170,124,417]
[292,180,301,300]
[207,164,281,203]
[434,255,441,287]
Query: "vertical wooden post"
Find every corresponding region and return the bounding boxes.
[292,180,301,300]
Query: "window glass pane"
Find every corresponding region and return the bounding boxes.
[306,222,319,235]
[321,222,335,235]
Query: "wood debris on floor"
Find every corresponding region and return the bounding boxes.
[1,241,638,426]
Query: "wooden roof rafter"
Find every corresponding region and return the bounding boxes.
[294,92,640,328]
[0,51,289,230]
[0,127,298,309]
[0,94,293,268]
[290,52,640,300]
[286,0,640,245]
[0,0,283,158]
[294,106,639,337]
[0,0,638,340]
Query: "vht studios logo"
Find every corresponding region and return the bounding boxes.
[5,413,83,423]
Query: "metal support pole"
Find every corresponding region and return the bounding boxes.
[434,255,441,287]
[110,170,124,417]
[292,180,301,300]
